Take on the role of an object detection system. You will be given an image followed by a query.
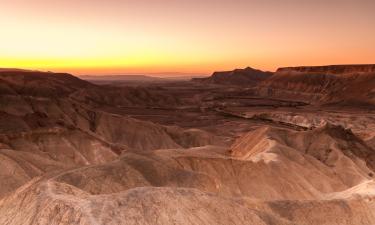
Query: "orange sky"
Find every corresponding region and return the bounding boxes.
[0,0,374,76]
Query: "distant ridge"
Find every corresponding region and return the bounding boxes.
[79,75,165,82]
[79,74,204,84]
[0,68,35,72]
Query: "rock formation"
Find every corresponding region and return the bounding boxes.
[193,67,273,86]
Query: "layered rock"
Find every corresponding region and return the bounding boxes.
[277,64,375,74]
[258,64,375,105]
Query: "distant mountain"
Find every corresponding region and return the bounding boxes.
[79,75,166,83]
[192,67,273,86]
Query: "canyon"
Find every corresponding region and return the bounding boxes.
[1,65,375,224]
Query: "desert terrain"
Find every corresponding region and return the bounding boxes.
[1,65,375,224]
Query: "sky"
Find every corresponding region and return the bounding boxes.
[0,0,374,76]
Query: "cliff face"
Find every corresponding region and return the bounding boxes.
[277,64,375,74]
[193,67,273,86]
[258,65,375,105]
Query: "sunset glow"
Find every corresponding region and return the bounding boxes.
[1,0,374,75]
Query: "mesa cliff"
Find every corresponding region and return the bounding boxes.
[277,64,375,74]
[258,64,375,106]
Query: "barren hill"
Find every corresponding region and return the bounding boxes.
[0,70,221,199]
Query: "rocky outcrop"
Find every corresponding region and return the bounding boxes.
[231,124,375,175]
